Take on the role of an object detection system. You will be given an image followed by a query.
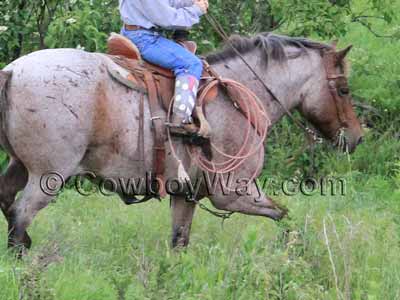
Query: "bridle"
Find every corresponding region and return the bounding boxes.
[192,15,351,220]
[205,14,350,143]
[322,49,350,130]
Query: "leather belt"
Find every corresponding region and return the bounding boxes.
[124,24,167,35]
[124,24,147,31]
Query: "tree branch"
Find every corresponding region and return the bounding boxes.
[352,18,396,39]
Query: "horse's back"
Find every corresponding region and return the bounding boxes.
[2,48,142,174]
[4,48,105,115]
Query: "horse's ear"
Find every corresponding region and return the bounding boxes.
[336,45,353,63]
[330,40,339,49]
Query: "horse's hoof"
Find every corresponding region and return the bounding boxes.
[8,231,32,258]
[7,242,28,258]
[23,232,32,249]
[269,206,289,221]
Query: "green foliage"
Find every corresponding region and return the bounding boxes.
[345,19,400,112]
[45,0,120,52]
[1,0,398,61]
[270,0,398,38]
[0,0,120,63]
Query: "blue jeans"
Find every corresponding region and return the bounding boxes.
[121,28,203,80]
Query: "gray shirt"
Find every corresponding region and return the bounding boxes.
[119,0,204,30]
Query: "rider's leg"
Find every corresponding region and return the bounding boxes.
[172,75,199,124]
[121,29,205,130]
[122,29,208,181]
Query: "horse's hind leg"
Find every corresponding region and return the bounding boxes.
[171,196,196,248]
[0,158,30,247]
[8,174,54,251]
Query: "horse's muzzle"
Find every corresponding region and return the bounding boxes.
[335,127,364,153]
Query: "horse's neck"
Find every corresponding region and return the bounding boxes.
[209,49,314,125]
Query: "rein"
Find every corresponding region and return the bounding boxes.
[205,14,320,142]
[205,14,351,142]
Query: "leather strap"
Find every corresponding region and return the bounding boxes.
[139,93,145,174]
[124,24,163,34]
[143,70,167,197]
[322,50,348,127]
[124,24,146,31]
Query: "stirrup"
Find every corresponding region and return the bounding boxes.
[168,132,209,146]
[166,107,212,140]
[166,123,210,146]
[166,122,198,136]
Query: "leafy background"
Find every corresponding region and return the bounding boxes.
[0,0,399,299]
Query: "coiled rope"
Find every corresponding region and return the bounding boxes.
[167,77,271,188]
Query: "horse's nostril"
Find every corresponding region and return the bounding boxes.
[357,136,363,145]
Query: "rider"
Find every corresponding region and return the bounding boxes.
[119,0,209,133]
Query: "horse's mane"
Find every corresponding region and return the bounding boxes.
[206,32,333,66]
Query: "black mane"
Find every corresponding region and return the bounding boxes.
[206,32,332,65]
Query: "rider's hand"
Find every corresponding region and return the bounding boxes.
[194,0,209,14]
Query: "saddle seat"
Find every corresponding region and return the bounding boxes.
[107,33,143,61]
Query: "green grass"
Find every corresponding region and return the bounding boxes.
[0,171,399,300]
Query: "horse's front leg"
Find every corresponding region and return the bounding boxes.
[209,181,288,221]
[170,196,196,248]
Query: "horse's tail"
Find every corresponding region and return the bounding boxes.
[0,70,11,102]
[0,70,14,154]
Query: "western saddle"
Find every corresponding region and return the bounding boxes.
[105,33,218,199]
[106,32,218,109]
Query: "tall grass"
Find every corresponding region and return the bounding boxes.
[0,174,399,300]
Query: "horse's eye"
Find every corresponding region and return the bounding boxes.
[338,87,350,96]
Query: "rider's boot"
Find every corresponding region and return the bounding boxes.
[169,75,211,138]
[168,75,212,183]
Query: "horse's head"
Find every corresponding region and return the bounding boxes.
[299,44,363,153]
